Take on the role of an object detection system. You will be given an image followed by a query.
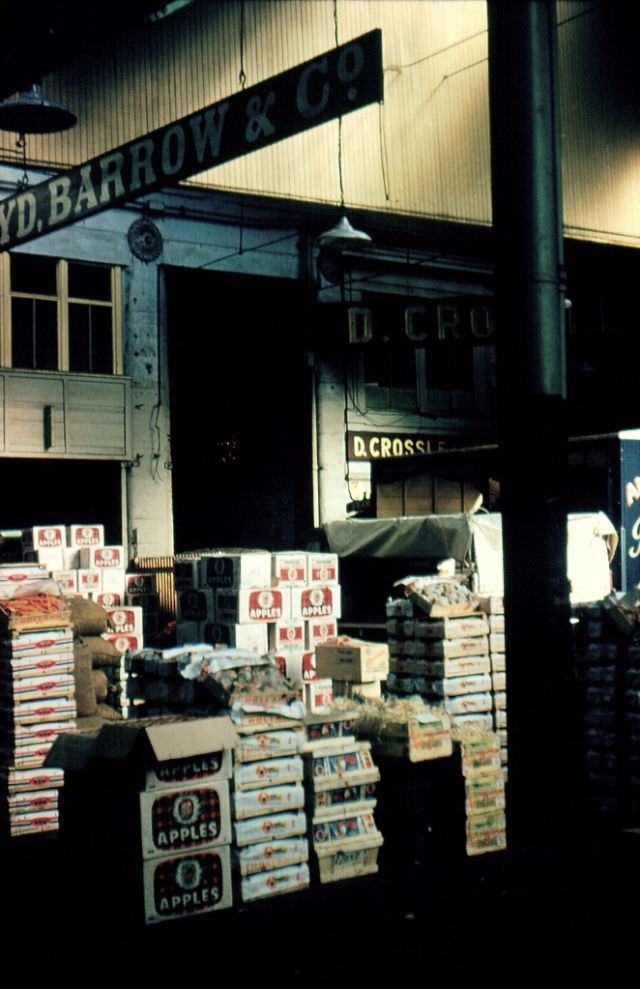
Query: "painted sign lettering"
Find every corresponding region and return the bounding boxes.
[0,30,383,251]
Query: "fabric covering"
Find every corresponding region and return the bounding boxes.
[323,514,474,563]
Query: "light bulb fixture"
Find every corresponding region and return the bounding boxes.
[0,83,77,135]
[317,215,372,247]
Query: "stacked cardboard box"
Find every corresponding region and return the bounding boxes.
[314,636,389,702]
[232,719,310,903]
[47,715,238,925]
[455,727,507,856]
[0,580,75,836]
[301,708,383,883]
[173,549,341,661]
[478,595,508,773]
[572,599,626,821]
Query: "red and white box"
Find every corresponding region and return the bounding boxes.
[77,569,101,595]
[0,565,49,588]
[103,632,143,655]
[50,570,78,594]
[22,526,67,550]
[79,546,126,569]
[270,620,306,652]
[67,524,105,548]
[306,617,339,649]
[304,678,333,714]
[290,585,342,620]
[93,590,124,608]
[274,649,316,685]
[215,587,288,624]
[272,553,308,586]
[105,606,144,637]
[307,553,339,585]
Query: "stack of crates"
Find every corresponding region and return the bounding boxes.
[0,579,75,837]
[301,709,383,884]
[479,595,508,775]
[231,720,310,903]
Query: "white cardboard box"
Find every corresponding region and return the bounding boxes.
[270,620,306,652]
[306,553,339,584]
[79,546,127,569]
[76,569,101,595]
[290,585,342,620]
[198,551,272,591]
[139,779,232,859]
[22,526,67,549]
[215,587,288,624]
[274,649,316,685]
[272,552,308,586]
[105,606,144,637]
[306,617,339,648]
[67,524,105,548]
[203,622,268,653]
[143,843,233,923]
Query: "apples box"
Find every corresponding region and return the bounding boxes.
[290,585,341,620]
[173,558,201,590]
[239,861,310,902]
[22,526,67,550]
[79,546,126,569]
[306,617,339,648]
[232,782,305,821]
[270,620,306,652]
[125,572,157,595]
[51,570,78,594]
[137,779,232,858]
[274,649,316,686]
[272,552,307,586]
[198,551,272,590]
[67,524,105,548]
[177,588,215,623]
[100,568,126,595]
[233,810,307,848]
[30,548,65,571]
[234,837,308,877]
[106,607,144,637]
[301,678,332,714]
[93,590,124,608]
[315,637,389,682]
[77,570,101,595]
[126,592,160,613]
[215,587,288,624]
[234,756,303,792]
[82,714,238,790]
[307,553,339,585]
[143,843,233,923]
[103,632,143,655]
[203,622,268,653]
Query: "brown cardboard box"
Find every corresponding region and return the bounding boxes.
[315,637,389,682]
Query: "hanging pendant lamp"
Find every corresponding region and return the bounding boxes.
[317,214,371,247]
[0,83,77,135]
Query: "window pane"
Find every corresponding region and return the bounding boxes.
[91,306,113,373]
[68,262,111,301]
[69,304,91,372]
[35,299,58,369]
[69,303,113,373]
[10,254,57,295]
[11,297,57,369]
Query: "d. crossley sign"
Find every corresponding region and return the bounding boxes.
[0,29,383,251]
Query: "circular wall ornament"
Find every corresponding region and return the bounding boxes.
[127,216,163,262]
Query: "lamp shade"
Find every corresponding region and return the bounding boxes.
[317,215,371,247]
[0,84,77,134]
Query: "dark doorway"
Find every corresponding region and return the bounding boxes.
[165,267,314,553]
[0,458,122,561]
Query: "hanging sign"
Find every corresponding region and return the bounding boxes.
[0,29,383,252]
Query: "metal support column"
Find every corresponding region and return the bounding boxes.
[488,1,578,847]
